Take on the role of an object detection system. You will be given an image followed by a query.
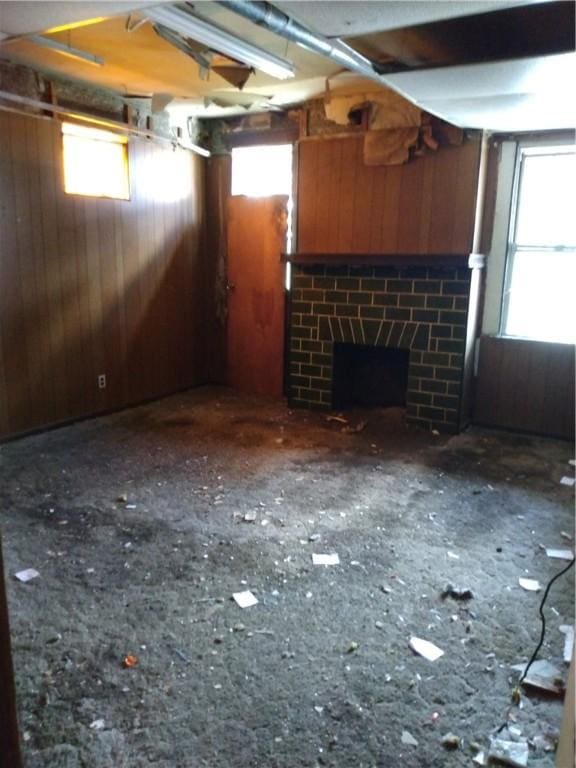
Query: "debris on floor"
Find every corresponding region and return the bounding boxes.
[346,641,359,654]
[89,719,105,731]
[312,553,340,566]
[400,730,419,746]
[325,415,348,425]
[342,420,367,434]
[512,659,565,695]
[233,590,259,608]
[122,655,138,668]
[488,738,529,768]
[518,578,541,592]
[440,732,461,749]
[170,647,191,664]
[242,511,257,523]
[559,476,575,487]
[559,625,574,663]
[529,730,558,753]
[1,389,573,768]
[441,583,474,600]
[14,568,40,583]
[409,636,444,661]
[545,547,574,560]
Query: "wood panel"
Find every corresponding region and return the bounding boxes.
[297,136,481,255]
[0,535,23,767]
[474,336,575,439]
[227,195,287,398]
[0,110,206,440]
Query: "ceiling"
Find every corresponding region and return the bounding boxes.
[0,0,574,131]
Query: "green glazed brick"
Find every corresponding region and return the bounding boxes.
[426,296,454,310]
[414,280,441,294]
[412,309,439,323]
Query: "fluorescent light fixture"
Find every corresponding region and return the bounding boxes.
[28,34,104,66]
[144,5,294,80]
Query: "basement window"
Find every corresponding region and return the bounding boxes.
[231,144,292,197]
[231,143,294,284]
[501,144,575,343]
[62,122,130,200]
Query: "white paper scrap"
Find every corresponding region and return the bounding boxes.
[569,459,576,467]
[518,577,541,592]
[488,739,528,768]
[14,568,40,583]
[312,553,340,566]
[546,548,574,561]
[511,659,561,678]
[409,635,444,662]
[560,476,576,487]
[401,730,419,746]
[232,590,258,608]
[560,625,574,663]
[90,719,105,731]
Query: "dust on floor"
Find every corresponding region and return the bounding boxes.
[0,386,574,768]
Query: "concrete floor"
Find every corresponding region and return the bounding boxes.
[0,386,574,768]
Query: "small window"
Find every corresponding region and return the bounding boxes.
[501,144,575,343]
[62,122,130,200]
[231,144,292,197]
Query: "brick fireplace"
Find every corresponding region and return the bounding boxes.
[286,255,483,433]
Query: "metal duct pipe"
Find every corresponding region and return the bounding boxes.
[215,0,384,83]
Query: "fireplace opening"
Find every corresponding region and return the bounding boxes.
[332,343,409,409]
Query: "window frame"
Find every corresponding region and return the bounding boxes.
[61,121,131,202]
[230,143,293,199]
[498,138,575,342]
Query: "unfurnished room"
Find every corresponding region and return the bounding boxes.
[0,1,574,767]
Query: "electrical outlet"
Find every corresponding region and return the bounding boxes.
[98,374,107,389]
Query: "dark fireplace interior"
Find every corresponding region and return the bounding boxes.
[332,343,409,409]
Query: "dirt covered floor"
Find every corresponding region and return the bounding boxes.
[1,386,574,768]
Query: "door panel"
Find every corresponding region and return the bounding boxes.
[227,195,287,398]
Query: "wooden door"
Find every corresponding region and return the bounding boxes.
[227,195,287,398]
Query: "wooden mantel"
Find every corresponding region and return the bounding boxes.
[282,253,485,269]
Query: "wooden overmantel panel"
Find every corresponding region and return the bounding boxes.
[297,136,481,256]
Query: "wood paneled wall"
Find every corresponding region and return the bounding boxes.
[475,336,575,439]
[0,111,205,439]
[297,136,481,255]
[0,536,22,767]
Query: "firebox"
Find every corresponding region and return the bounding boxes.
[333,344,409,409]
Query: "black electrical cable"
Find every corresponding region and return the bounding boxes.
[495,554,575,735]
[518,555,575,686]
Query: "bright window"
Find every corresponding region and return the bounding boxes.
[501,145,576,343]
[62,122,130,200]
[231,144,292,197]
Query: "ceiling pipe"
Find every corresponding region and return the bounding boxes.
[214,0,385,82]
[0,90,210,157]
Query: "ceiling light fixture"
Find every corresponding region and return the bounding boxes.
[144,5,295,80]
[28,34,104,66]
